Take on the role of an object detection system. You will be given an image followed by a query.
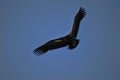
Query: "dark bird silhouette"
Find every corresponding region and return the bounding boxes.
[33,7,86,55]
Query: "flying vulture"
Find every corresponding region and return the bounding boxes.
[33,7,86,55]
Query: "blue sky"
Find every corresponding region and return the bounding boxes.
[0,0,120,80]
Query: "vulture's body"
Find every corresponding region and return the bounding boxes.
[33,7,86,55]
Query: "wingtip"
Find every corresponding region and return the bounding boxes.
[80,7,85,10]
[77,7,86,19]
[33,48,45,56]
[79,7,86,15]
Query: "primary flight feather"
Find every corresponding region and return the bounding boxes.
[33,7,86,56]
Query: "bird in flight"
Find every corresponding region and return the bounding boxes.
[33,7,86,56]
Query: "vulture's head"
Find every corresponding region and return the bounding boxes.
[68,39,80,49]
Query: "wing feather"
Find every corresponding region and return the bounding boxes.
[70,7,86,38]
[33,36,70,55]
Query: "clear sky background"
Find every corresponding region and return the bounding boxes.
[0,0,120,80]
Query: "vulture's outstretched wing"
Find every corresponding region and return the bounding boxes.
[33,7,86,56]
[69,7,86,38]
[33,35,71,55]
